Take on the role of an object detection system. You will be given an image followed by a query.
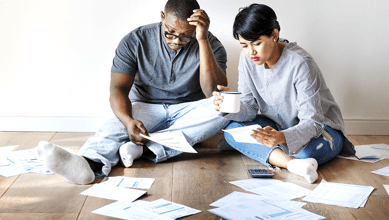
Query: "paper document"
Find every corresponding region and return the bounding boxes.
[303,180,374,208]
[100,176,155,189]
[209,194,324,220]
[371,166,389,177]
[141,130,197,153]
[223,124,262,144]
[92,200,173,220]
[339,144,385,163]
[384,185,389,195]
[80,184,146,202]
[138,198,201,219]
[0,148,52,177]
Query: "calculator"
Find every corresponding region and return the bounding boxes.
[247,165,275,178]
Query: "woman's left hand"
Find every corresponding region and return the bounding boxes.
[252,126,286,148]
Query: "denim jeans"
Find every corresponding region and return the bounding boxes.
[224,115,344,167]
[78,97,230,177]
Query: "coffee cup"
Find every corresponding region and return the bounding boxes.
[219,91,241,113]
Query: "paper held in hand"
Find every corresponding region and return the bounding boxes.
[141,130,197,153]
[223,124,262,144]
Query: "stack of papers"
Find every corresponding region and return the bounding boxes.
[100,176,155,189]
[0,147,52,177]
[208,191,325,220]
[303,180,374,208]
[230,179,312,200]
[339,144,388,163]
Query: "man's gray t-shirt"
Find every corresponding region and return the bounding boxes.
[111,22,227,104]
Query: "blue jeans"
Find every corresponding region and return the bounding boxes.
[78,97,230,177]
[224,115,344,167]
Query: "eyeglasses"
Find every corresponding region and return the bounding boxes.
[164,31,193,43]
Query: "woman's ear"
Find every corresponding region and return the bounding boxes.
[273,29,279,42]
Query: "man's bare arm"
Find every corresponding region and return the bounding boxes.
[188,9,227,97]
[109,72,149,145]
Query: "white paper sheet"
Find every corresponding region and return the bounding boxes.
[249,182,312,200]
[80,184,146,202]
[371,166,389,177]
[0,148,52,177]
[223,124,262,144]
[384,185,389,195]
[209,196,324,220]
[303,180,374,209]
[137,198,201,219]
[92,200,173,220]
[338,144,385,162]
[100,176,155,189]
[141,130,197,153]
[229,179,282,191]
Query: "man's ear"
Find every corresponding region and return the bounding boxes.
[160,11,165,22]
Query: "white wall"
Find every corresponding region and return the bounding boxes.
[1,0,388,134]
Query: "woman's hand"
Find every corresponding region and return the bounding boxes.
[212,85,231,111]
[252,126,286,148]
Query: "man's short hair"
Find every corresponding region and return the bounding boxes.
[164,0,200,20]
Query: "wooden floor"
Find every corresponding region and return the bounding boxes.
[0,132,388,220]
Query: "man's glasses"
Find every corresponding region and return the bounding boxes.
[164,31,193,43]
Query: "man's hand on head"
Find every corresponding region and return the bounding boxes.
[187,9,210,41]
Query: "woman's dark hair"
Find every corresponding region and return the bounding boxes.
[233,4,280,41]
[165,0,200,20]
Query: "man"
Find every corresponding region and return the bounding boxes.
[37,0,229,184]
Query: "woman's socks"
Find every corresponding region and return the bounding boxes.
[287,158,318,184]
[36,141,95,185]
[119,142,143,168]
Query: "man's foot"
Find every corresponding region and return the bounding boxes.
[217,139,235,151]
[287,158,318,184]
[119,142,143,168]
[36,141,95,185]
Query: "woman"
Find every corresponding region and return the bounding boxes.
[213,4,355,183]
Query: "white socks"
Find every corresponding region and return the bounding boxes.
[119,142,143,168]
[36,141,95,185]
[287,158,318,184]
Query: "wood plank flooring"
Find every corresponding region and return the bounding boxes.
[0,132,388,219]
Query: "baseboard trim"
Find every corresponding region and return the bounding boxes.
[1,115,388,135]
[344,118,389,135]
[0,114,109,132]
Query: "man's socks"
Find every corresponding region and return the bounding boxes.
[119,142,143,168]
[287,158,318,184]
[36,141,95,185]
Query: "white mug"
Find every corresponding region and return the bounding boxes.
[219,91,241,113]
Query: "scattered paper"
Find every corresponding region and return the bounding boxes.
[249,182,312,200]
[80,184,146,202]
[371,166,389,177]
[230,179,311,200]
[303,180,374,208]
[141,130,197,153]
[92,200,172,220]
[100,176,155,189]
[339,144,385,163]
[223,124,262,144]
[0,148,52,177]
[138,198,201,219]
[209,194,324,220]
[229,179,282,191]
[384,185,389,195]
